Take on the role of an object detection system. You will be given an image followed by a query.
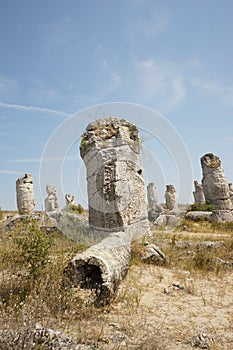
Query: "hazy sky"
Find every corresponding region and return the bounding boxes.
[1,0,233,210]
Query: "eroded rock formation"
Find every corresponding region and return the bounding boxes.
[16,173,35,215]
[64,231,131,306]
[201,153,232,210]
[147,182,163,222]
[79,117,149,239]
[65,193,75,207]
[193,180,205,205]
[44,185,59,212]
[165,184,178,212]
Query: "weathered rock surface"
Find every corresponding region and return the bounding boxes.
[201,153,232,210]
[211,210,233,222]
[185,211,212,221]
[65,193,75,206]
[140,243,167,265]
[16,173,35,215]
[165,184,178,212]
[0,323,92,349]
[64,231,131,306]
[193,180,205,205]
[228,183,233,205]
[80,117,149,240]
[45,185,60,212]
[147,183,163,222]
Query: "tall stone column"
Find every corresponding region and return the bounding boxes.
[147,183,159,210]
[201,153,232,210]
[16,173,35,215]
[80,117,149,239]
[193,180,205,205]
[44,185,59,212]
[165,184,178,212]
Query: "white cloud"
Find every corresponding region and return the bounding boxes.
[135,58,186,112]
[0,101,70,118]
[0,170,22,175]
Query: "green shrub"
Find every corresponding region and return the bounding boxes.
[67,203,84,214]
[188,202,217,212]
[13,218,53,279]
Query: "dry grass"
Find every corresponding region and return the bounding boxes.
[0,215,233,349]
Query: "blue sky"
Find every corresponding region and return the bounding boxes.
[1,0,233,210]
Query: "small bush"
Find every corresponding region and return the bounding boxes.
[68,204,84,214]
[13,218,53,279]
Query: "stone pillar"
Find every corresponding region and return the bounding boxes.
[65,193,75,207]
[165,184,178,212]
[44,185,59,212]
[147,182,163,221]
[80,117,149,239]
[201,153,232,210]
[16,173,35,215]
[147,183,159,210]
[193,180,205,204]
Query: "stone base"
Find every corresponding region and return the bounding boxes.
[186,211,213,221]
[211,210,233,222]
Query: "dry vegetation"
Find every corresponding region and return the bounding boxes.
[0,212,233,349]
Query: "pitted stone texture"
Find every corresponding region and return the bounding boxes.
[44,185,59,212]
[147,183,159,209]
[165,184,178,212]
[65,231,131,306]
[65,193,75,206]
[147,183,163,222]
[201,153,232,210]
[80,117,149,239]
[16,173,35,215]
[193,180,206,204]
[229,183,233,205]
[211,210,233,222]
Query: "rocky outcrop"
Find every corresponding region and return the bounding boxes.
[64,231,131,306]
[16,173,35,215]
[80,117,149,240]
[0,323,91,349]
[185,211,212,221]
[165,184,178,212]
[193,180,205,205]
[201,153,232,210]
[44,185,59,213]
[65,193,75,207]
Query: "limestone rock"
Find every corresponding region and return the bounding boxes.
[0,323,91,349]
[147,183,163,222]
[65,193,75,206]
[44,185,59,212]
[64,231,131,306]
[80,117,149,240]
[16,173,35,215]
[147,182,159,209]
[229,183,233,205]
[211,210,233,222]
[185,211,212,221]
[141,243,167,264]
[201,153,232,210]
[191,333,213,349]
[193,180,205,204]
[165,184,178,212]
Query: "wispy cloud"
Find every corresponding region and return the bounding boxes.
[7,155,79,163]
[134,58,186,112]
[0,101,70,118]
[0,170,22,175]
